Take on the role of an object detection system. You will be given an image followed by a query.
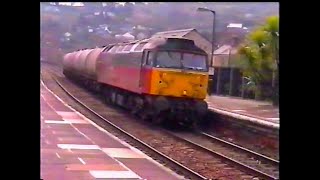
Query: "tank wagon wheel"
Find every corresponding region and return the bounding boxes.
[102,87,112,105]
[104,93,111,105]
[95,84,101,93]
[110,91,117,105]
[87,81,93,92]
[83,80,89,89]
[87,81,92,92]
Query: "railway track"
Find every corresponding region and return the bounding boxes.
[41,65,279,179]
[163,130,279,180]
[200,132,279,164]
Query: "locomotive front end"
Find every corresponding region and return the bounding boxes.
[140,39,210,126]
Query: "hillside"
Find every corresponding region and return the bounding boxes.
[40,2,279,64]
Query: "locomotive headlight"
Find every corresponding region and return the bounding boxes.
[183,90,187,95]
[161,72,167,78]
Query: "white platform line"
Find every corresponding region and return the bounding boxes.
[45,120,70,124]
[89,170,142,179]
[232,109,246,112]
[57,144,100,150]
[266,118,280,121]
[78,157,86,164]
[261,109,270,112]
[102,148,147,159]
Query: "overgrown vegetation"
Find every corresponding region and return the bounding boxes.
[235,16,279,105]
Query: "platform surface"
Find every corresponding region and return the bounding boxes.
[206,95,279,128]
[41,81,183,180]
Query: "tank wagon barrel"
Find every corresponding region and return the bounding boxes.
[85,48,104,79]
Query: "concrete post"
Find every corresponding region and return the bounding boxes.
[241,76,245,98]
[216,67,221,95]
[229,67,234,96]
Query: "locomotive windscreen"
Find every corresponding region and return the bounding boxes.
[157,38,206,54]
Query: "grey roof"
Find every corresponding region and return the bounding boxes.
[152,28,196,38]
[214,45,238,55]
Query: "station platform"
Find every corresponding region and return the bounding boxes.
[206,95,279,129]
[41,81,183,180]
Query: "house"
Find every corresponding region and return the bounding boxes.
[226,23,249,34]
[115,32,135,41]
[227,23,243,28]
[122,32,135,40]
[212,45,238,67]
[152,28,213,62]
[212,35,242,68]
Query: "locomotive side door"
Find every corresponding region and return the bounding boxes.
[139,50,154,90]
[139,50,148,88]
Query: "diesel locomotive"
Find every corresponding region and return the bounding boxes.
[63,36,209,127]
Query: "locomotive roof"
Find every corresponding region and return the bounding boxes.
[109,36,206,54]
[68,36,207,55]
[113,36,192,46]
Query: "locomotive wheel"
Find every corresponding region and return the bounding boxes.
[140,112,149,121]
[152,111,165,125]
[152,116,163,125]
[128,99,138,115]
[188,112,201,131]
[191,120,200,131]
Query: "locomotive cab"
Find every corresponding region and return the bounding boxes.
[140,38,209,100]
[137,38,210,125]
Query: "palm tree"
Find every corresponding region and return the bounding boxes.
[236,16,279,101]
[263,16,279,105]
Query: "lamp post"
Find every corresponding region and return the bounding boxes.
[197,7,216,67]
[197,7,216,95]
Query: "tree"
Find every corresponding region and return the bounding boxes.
[263,16,279,105]
[236,16,279,103]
